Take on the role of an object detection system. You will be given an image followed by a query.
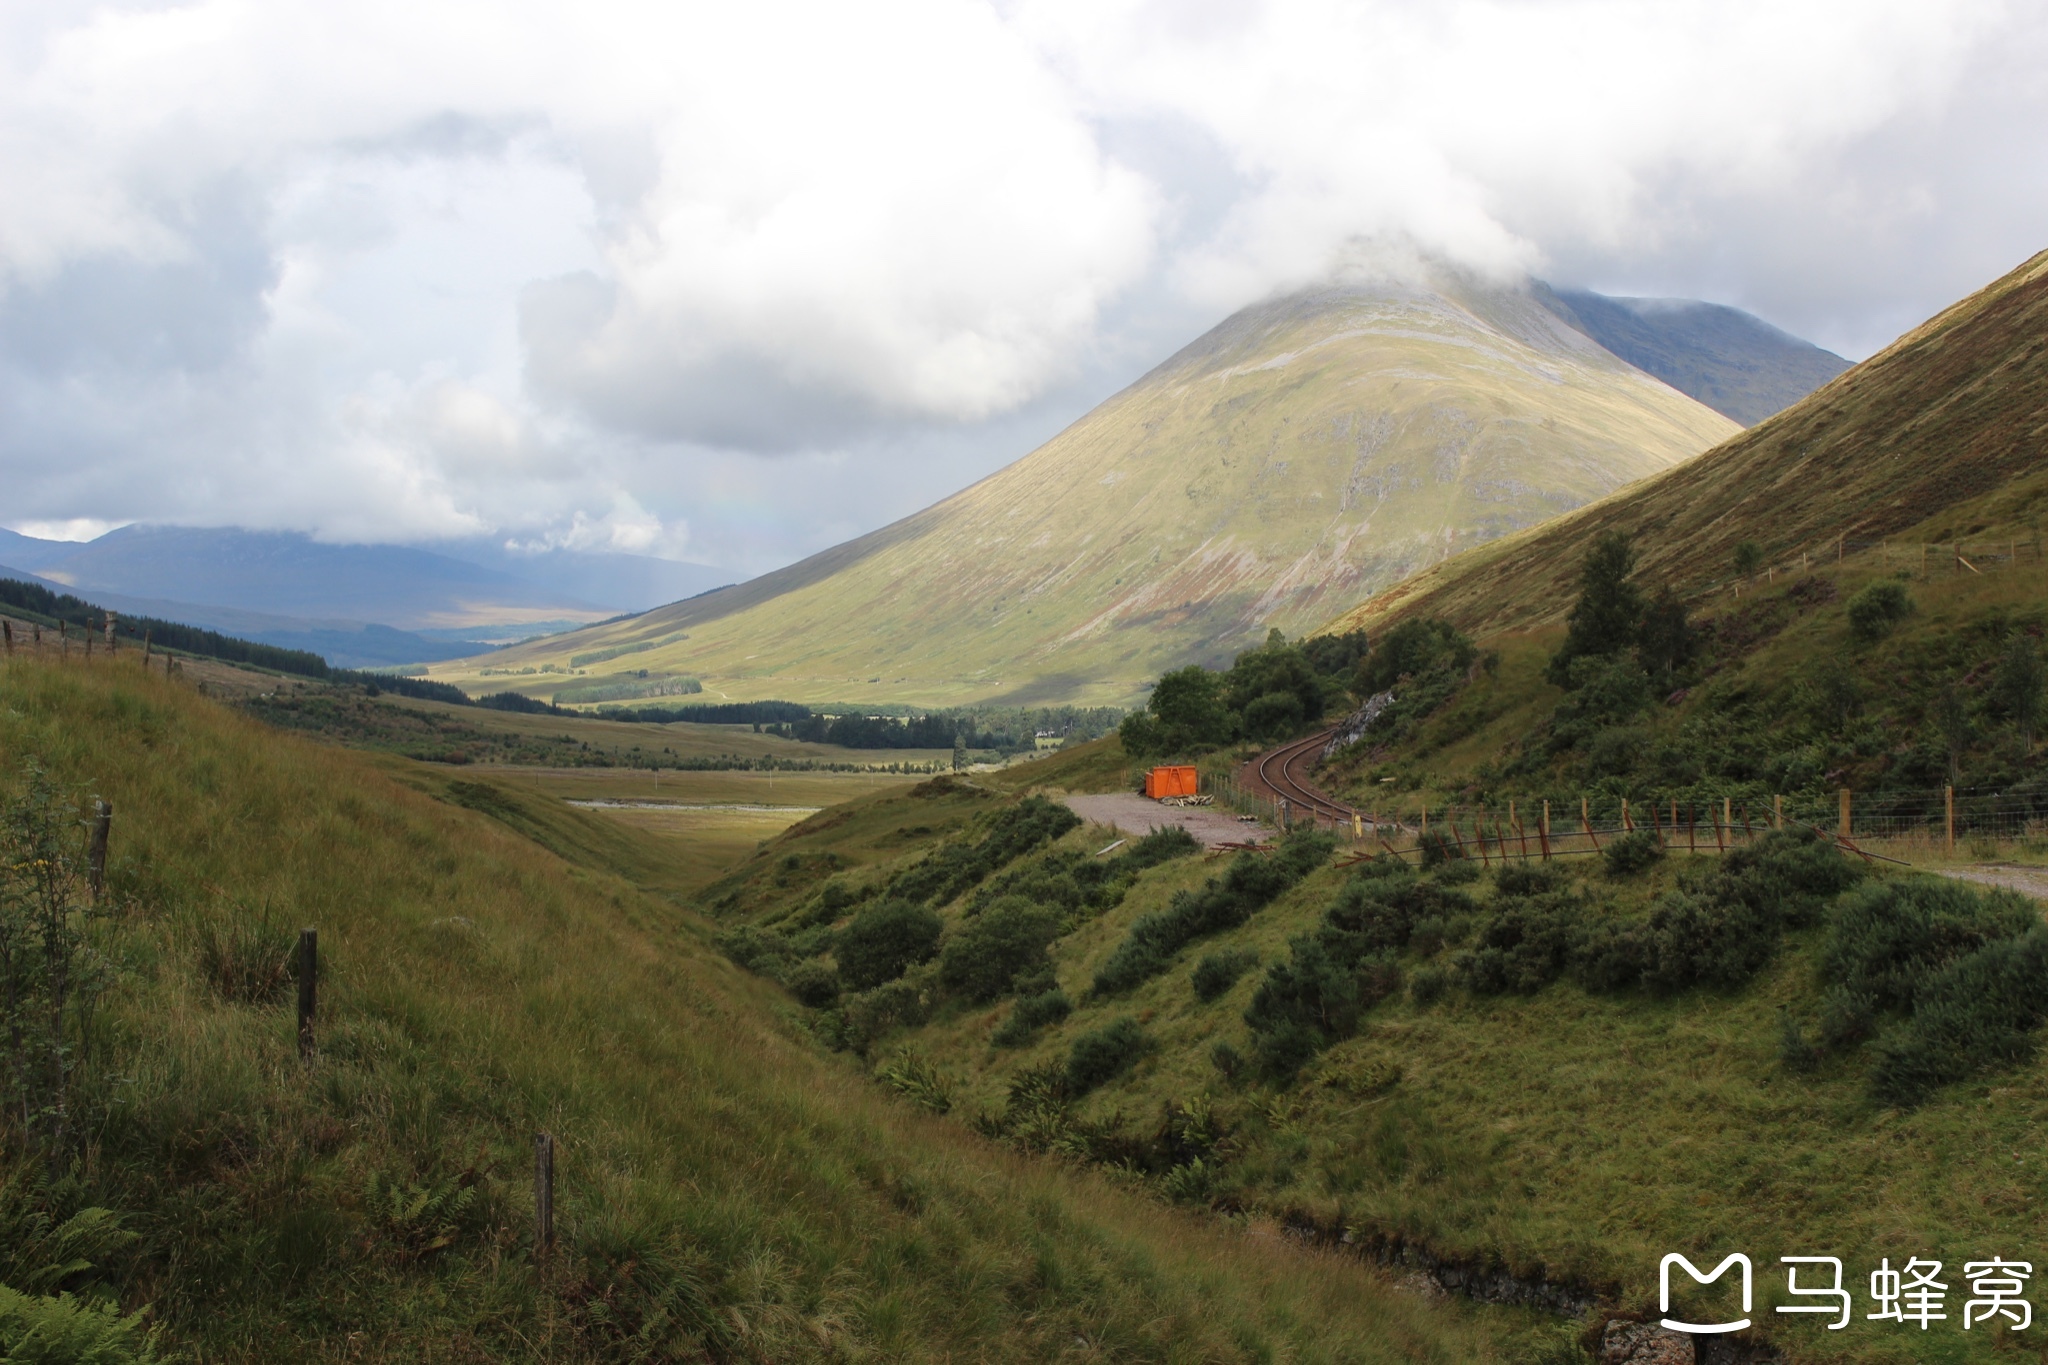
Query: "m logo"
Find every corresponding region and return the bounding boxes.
[1661,1253,1753,1333]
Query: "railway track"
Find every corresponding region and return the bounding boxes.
[1245,728,1358,827]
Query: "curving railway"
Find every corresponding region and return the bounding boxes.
[1242,727,1358,828]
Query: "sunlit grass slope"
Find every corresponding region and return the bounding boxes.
[712,755,2048,1365]
[0,655,1507,1362]
[433,269,1735,709]
[1326,247,2048,640]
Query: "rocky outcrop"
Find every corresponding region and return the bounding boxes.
[1321,689,1396,759]
[1600,1320,1693,1364]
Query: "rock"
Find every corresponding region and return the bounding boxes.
[1321,689,1397,759]
[1600,1320,1693,1365]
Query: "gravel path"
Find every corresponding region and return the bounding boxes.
[1940,864,2048,902]
[1061,793,1274,848]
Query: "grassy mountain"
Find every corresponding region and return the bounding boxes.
[0,653,1523,1362]
[1327,248,2048,642]
[432,268,1738,709]
[1536,283,1851,425]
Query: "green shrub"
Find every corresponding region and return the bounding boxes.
[1209,1040,1247,1082]
[1416,830,1459,868]
[1822,877,2033,1012]
[991,989,1072,1047]
[1191,949,1259,1002]
[838,977,931,1052]
[1602,829,1664,876]
[1409,964,1449,1006]
[939,898,1059,1002]
[966,825,1197,923]
[1092,832,1333,995]
[1494,863,1563,898]
[1869,927,2048,1106]
[1846,580,1913,641]
[713,924,795,978]
[1456,894,1582,995]
[1065,1018,1151,1095]
[886,796,1081,907]
[782,960,842,1008]
[835,901,943,991]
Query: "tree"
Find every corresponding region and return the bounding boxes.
[938,897,1059,1001]
[1733,541,1764,577]
[1223,630,1328,743]
[1994,633,2046,754]
[1637,586,1694,686]
[1356,618,1474,695]
[1547,531,1645,686]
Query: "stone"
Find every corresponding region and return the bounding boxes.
[1600,1320,1694,1365]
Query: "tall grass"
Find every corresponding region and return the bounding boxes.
[0,656,1496,1362]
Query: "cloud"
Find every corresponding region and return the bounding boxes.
[0,0,2043,574]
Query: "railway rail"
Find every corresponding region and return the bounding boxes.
[1243,727,1358,828]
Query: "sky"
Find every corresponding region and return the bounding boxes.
[2,0,2045,577]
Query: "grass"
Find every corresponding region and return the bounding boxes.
[0,652,1534,1362]
[710,749,2048,1362]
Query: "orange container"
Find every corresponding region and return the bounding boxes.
[1145,765,1199,799]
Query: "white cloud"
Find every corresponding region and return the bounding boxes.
[0,0,2043,573]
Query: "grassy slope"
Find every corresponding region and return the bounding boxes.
[0,655,1522,1362]
[709,739,2048,1365]
[1325,248,2048,642]
[429,273,1734,710]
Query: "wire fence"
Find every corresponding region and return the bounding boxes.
[1184,769,2048,866]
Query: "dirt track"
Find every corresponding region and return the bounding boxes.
[1940,864,2048,902]
[1061,793,1274,848]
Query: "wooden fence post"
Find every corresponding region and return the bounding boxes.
[105,612,117,651]
[1581,797,1601,852]
[1773,794,1783,830]
[86,800,112,899]
[1540,800,1551,860]
[1839,788,1851,840]
[1621,797,1632,831]
[1720,798,1731,853]
[534,1132,557,1263]
[1688,804,1697,854]
[1945,785,1955,854]
[297,928,318,1060]
[2,620,11,654]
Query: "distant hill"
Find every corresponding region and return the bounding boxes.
[1535,284,1851,426]
[1325,248,2048,641]
[0,525,734,630]
[437,266,1740,707]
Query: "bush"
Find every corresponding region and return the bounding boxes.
[1357,618,1475,695]
[991,989,1072,1047]
[1821,877,2033,1013]
[1846,580,1913,641]
[887,796,1081,907]
[1416,830,1459,869]
[783,960,842,1008]
[1456,894,1582,995]
[1869,926,2048,1106]
[1092,832,1333,995]
[1065,1018,1151,1095]
[1191,949,1259,1002]
[1602,829,1664,876]
[1494,863,1563,898]
[939,898,1059,1001]
[1409,964,1449,1006]
[835,900,943,991]
[967,826,1198,922]
[1209,1040,1247,1082]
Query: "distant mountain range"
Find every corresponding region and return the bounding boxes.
[0,526,735,668]
[438,266,1784,708]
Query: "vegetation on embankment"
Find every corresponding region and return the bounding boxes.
[0,655,1510,1362]
[708,732,2048,1363]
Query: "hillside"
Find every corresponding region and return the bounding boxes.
[0,652,1521,1362]
[701,734,2048,1365]
[1536,284,1852,425]
[431,267,1739,709]
[1325,247,2048,641]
